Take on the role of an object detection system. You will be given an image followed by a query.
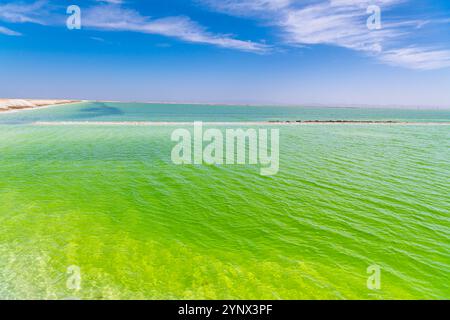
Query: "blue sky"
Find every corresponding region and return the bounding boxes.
[0,0,449,107]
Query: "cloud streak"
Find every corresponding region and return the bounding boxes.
[379,47,450,70]
[82,5,269,52]
[0,25,22,36]
[0,1,268,52]
[0,0,48,25]
[201,0,450,70]
[1,0,449,68]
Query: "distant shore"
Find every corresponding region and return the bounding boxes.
[0,99,81,113]
[2,100,449,125]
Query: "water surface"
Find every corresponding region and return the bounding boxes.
[0,103,449,299]
[1,102,450,123]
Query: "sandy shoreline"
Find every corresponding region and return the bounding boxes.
[32,121,450,126]
[0,99,81,113]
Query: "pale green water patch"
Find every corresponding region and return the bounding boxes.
[1,102,450,123]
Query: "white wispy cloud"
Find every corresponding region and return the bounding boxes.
[2,0,449,68]
[279,0,403,50]
[379,47,450,70]
[0,0,268,52]
[0,25,22,36]
[200,0,291,16]
[0,0,48,24]
[201,0,450,70]
[82,4,269,52]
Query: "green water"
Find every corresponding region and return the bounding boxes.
[0,104,449,299]
[1,101,450,123]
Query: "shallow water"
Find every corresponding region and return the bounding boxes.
[1,101,450,123]
[0,104,449,299]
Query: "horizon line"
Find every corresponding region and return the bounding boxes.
[2,97,450,110]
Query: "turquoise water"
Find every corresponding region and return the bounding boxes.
[1,102,450,123]
[0,103,449,299]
